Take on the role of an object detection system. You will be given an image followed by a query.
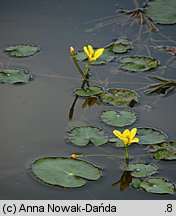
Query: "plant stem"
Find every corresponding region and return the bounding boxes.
[85,61,90,85]
[71,54,86,80]
[125,146,129,164]
[68,80,87,121]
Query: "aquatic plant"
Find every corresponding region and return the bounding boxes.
[113,128,139,163]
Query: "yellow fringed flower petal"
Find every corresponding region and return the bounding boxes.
[130,128,137,140]
[113,128,139,146]
[83,45,104,62]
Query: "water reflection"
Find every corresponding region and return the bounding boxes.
[112,171,133,192]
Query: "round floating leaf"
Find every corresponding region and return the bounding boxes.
[131,179,142,189]
[91,48,115,65]
[0,67,32,84]
[32,157,101,188]
[119,56,159,72]
[74,86,103,97]
[4,44,40,57]
[139,178,175,194]
[112,38,132,53]
[100,109,136,127]
[124,163,158,178]
[67,126,109,146]
[149,141,176,160]
[137,127,167,145]
[99,88,139,107]
[145,0,176,24]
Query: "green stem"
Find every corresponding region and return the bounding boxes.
[125,146,129,164]
[71,54,86,80]
[85,61,90,85]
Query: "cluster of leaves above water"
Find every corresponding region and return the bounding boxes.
[0,44,40,85]
[75,38,132,65]
[32,157,101,188]
[125,163,175,194]
[132,178,175,194]
[115,162,175,194]
[74,87,140,108]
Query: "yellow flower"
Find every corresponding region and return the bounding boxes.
[113,128,139,146]
[83,45,104,62]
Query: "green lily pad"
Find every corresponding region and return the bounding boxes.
[145,0,176,24]
[67,126,109,146]
[139,178,175,194]
[32,157,101,188]
[74,86,103,97]
[119,56,159,72]
[0,67,32,84]
[137,127,167,145]
[149,142,176,160]
[112,38,132,53]
[131,179,142,189]
[99,88,139,107]
[4,44,40,57]
[124,163,158,178]
[100,110,137,127]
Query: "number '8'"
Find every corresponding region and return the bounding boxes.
[167,204,172,212]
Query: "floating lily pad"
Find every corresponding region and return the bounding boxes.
[137,127,167,145]
[131,179,142,189]
[74,86,103,97]
[100,110,137,127]
[124,163,158,178]
[139,178,175,194]
[4,44,40,57]
[67,126,109,146]
[112,38,132,53]
[119,56,159,72]
[0,67,32,84]
[149,141,176,160]
[32,157,101,188]
[145,0,176,24]
[99,88,139,107]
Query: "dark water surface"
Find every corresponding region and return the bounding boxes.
[0,0,176,199]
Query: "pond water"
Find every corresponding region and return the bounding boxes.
[0,0,176,199]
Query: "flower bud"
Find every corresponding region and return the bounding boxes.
[70,153,79,159]
[70,46,75,56]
